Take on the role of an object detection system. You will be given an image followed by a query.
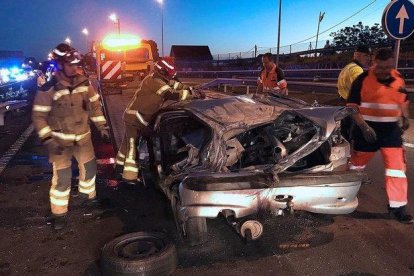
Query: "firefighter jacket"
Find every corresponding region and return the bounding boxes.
[337,60,364,100]
[257,64,287,93]
[347,69,406,124]
[32,72,107,147]
[123,74,191,127]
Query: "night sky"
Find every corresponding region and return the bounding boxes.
[0,0,387,60]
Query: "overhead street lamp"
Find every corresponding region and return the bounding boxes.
[65,37,71,45]
[315,11,325,57]
[82,28,89,52]
[276,0,282,66]
[109,13,121,35]
[156,0,164,57]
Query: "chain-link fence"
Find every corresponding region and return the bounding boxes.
[175,40,414,72]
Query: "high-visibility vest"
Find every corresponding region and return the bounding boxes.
[258,65,287,92]
[359,69,406,123]
[337,61,364,100]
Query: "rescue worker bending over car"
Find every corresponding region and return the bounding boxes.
[32,43,110,230]
[114,58,192,186]
[347,48,412,224]
[256,52,288,95]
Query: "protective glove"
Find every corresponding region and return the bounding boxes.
[359,124,377,144]
[401,116,410,131]
[99,128,110,142]
[191,88,206,99]
[45,139,64,155]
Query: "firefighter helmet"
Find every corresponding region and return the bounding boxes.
[154,58,177,80]
[52,43,82,64]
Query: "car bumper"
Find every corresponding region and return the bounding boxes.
[178,170,363,220]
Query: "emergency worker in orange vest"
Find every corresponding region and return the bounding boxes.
[347,48,412,224]
[256,52,288,95]
[114,58,192,186]
[32,43,110,230]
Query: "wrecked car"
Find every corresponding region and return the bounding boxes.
[138,89,364,245]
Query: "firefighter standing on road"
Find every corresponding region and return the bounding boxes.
[32,43,110,230]
[256,52,288,95]
[347,48,412,224]
[337,45,372,141]
[114,58,192,185]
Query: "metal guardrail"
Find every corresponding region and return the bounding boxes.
[179,68,414,83]
[194,77,414,95]
[179,67,414,74]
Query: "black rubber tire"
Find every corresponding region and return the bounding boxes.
[100,232,177,276]
[185,217,208,246]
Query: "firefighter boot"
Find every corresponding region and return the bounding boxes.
[78,193,111,211]
[120,178,145,190]
[52,214,67,230]
[388,205,414,224]
[114,164,123,181]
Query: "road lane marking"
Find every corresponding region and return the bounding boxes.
[0,124,33,175]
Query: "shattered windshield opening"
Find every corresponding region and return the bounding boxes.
[225,111,329,172]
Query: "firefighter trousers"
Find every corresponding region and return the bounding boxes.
[115,123,143,181]
[49,138,97,215]
[350,147,408,208]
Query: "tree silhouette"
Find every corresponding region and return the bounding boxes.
[330,22,392,48]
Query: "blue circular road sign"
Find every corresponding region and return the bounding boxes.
[382,0,414,39]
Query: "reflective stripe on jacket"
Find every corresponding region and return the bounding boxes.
[358,69,406,122]
[123,74,190,125]
[32,72,107,146]
[258,64,287,92]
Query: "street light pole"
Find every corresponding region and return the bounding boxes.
[82,28,89,53]
[155,0,164,57]
[161,5,164,57]
[109,13,121,35]
[315,11,325,57]
[117,18,121,35]
[276,0,282,66]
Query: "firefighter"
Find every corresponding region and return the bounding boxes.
[32,43,110,230]
[347,48,412,224]
[114,58,192,185]
[256,52,288,95]
[337,45,372,141]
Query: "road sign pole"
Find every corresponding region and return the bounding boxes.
[394,39,401,69]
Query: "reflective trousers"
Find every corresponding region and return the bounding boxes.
[49,138,97,215]
[115,123,143,181]
[350,147,408,208]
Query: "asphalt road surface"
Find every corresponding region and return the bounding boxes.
[0,86,413,275]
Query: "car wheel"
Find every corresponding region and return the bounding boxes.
[185,217,208,246]
[100,232,177,276]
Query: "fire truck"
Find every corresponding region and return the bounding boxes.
[94,34,159,88]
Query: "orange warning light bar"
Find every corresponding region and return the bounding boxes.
[102,34,141,51]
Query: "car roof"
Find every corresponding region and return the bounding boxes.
[175,93,287,126]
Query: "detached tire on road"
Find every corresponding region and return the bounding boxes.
[101,232,177,276]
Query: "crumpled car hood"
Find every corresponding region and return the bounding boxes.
[181,95,284,126]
